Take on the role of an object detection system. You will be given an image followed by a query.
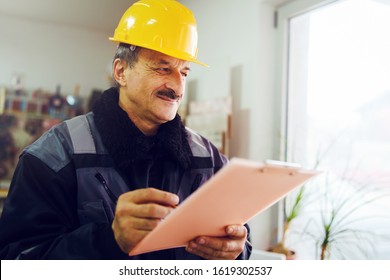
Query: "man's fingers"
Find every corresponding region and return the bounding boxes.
[116,188,179,219]
[226,225,248,239]
[190,236,243,252]
[186,237,242,260]
[185,225,248,259]
[137,203,176,219]
[129,216,164,231]
[121,187,179,207]
[116,198,175,219]
[112,188,179,254]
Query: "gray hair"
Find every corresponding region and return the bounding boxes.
[112,43,142,88]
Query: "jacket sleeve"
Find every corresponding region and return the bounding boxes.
[0,153,127,259]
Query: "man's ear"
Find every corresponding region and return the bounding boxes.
[113,59,127,87]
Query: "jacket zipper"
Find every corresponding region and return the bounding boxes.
[95,172,118,204]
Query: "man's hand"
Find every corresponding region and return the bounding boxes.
[112,188,179,254]
[186,225,248,260]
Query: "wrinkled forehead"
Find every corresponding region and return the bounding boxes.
[139,48,191,70]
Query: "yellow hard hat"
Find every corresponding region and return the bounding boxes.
[109,0,208,67]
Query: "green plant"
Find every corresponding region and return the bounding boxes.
[269,156,325,258]
[268,186,305,258]
[272,128,390,259]
[296,169,390,259]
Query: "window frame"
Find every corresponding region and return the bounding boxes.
[274,0,339,242]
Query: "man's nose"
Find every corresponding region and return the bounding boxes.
[165,71,185,96]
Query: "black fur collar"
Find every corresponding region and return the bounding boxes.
[92,87,192,171]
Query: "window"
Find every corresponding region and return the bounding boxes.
[277,0,390,259]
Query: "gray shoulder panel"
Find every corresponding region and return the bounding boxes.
[85,112,108,155]
[65,115,96,154]
[25,122,73,173]
[185,127,211,158]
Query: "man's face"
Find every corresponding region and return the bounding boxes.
[118,48,190,134]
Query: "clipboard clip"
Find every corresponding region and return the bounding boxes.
[259,160,302,176]
[265,159,301,169]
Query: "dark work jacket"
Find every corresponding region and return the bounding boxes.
[0,87,251,260]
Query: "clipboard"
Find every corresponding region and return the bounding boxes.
[129,157,320,256]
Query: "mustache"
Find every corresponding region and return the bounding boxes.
[156,89,181,100]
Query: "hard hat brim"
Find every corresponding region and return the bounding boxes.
[109,38,209,67]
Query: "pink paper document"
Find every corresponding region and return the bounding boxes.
[129,157,320,256]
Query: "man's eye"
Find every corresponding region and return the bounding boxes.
[157,68,170,73]
[181,72,188,78]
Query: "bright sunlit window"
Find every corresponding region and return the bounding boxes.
[285,0,390,259]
